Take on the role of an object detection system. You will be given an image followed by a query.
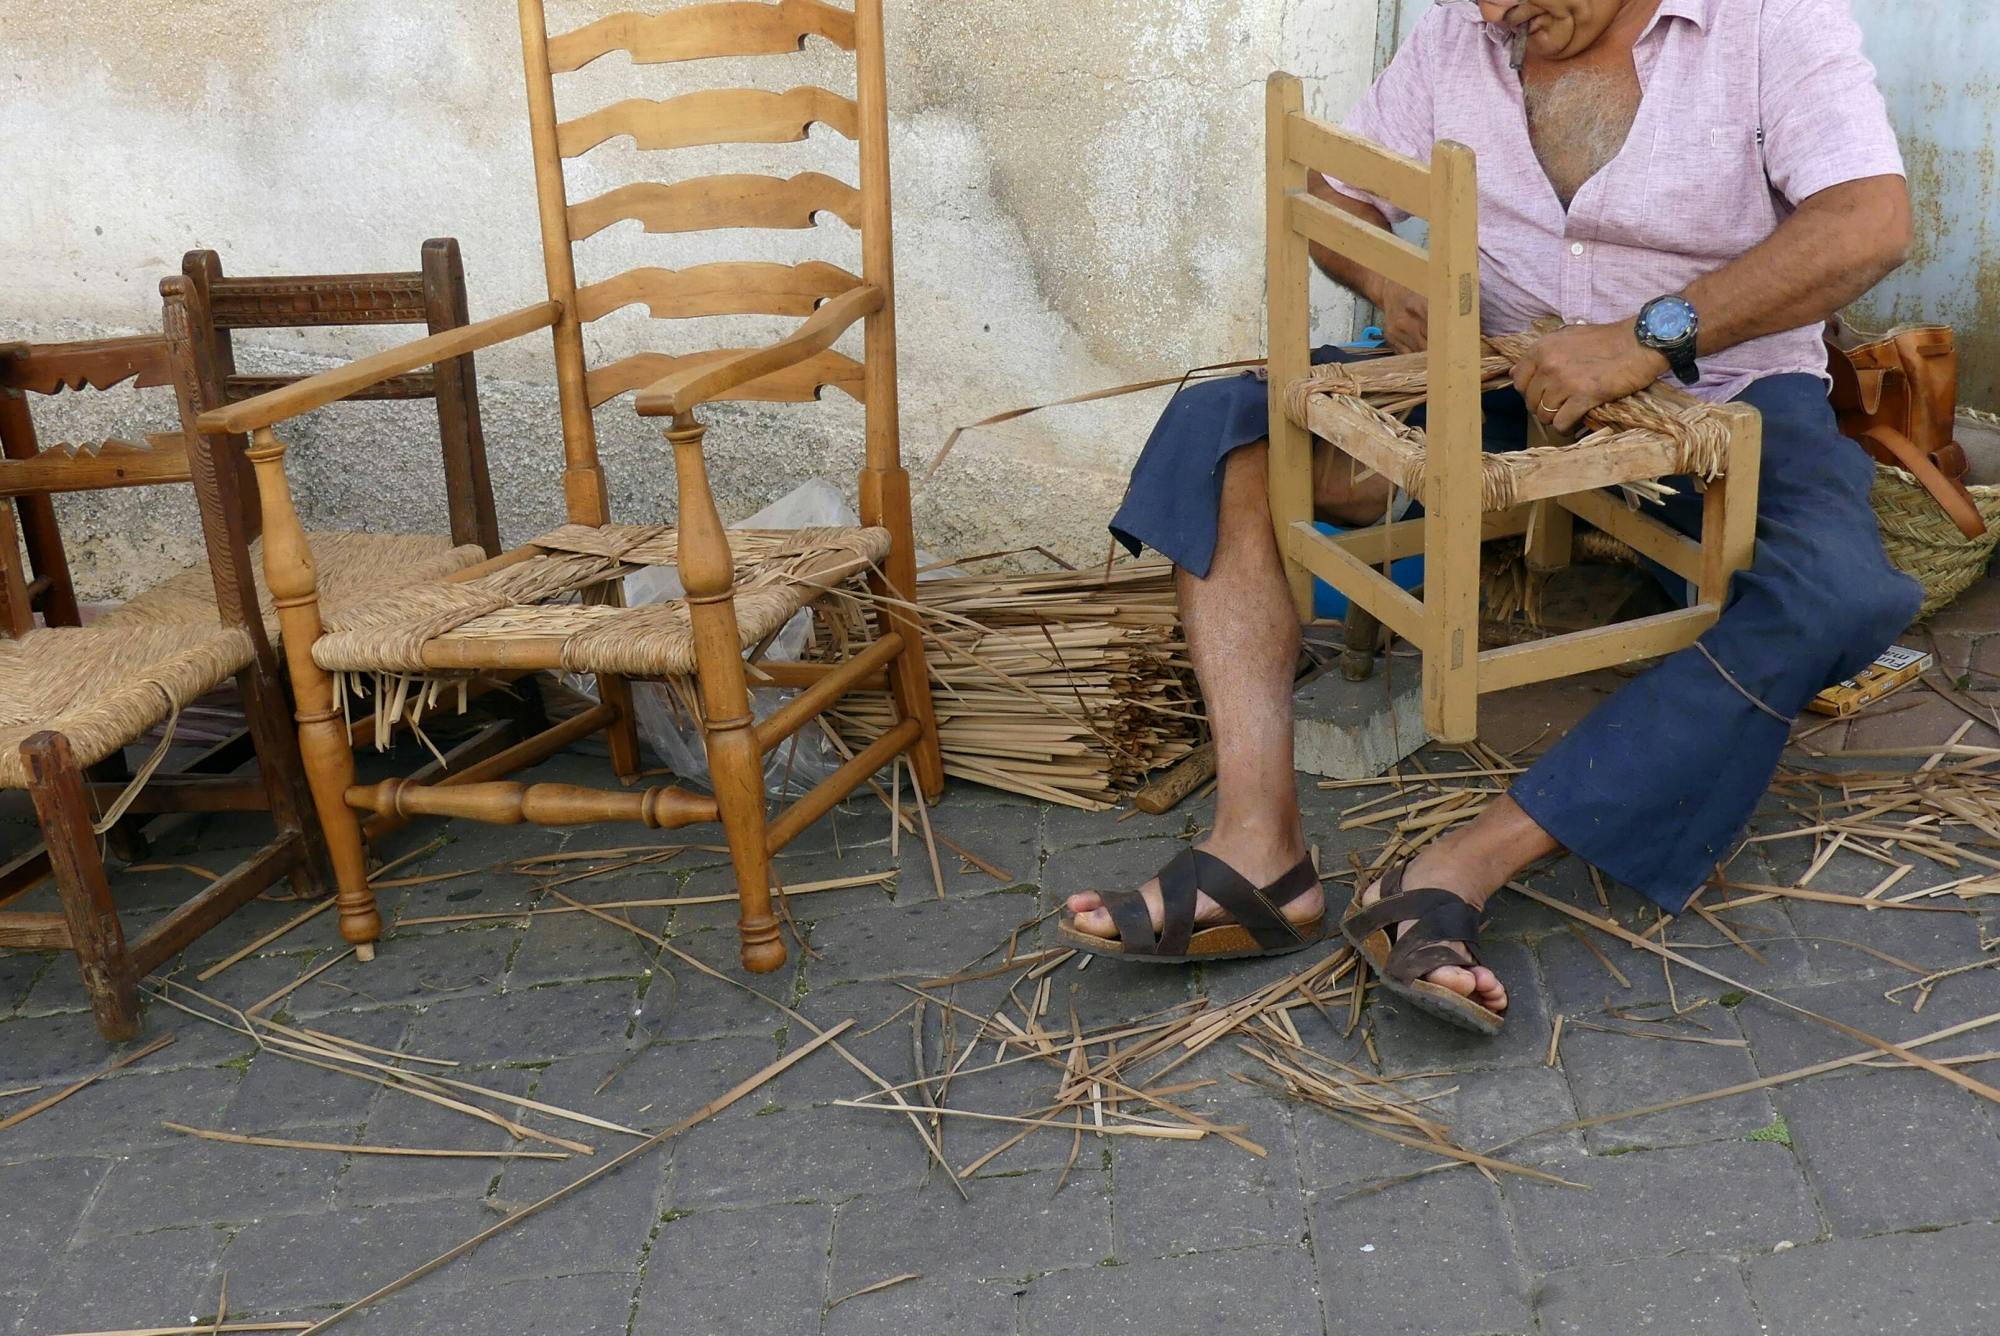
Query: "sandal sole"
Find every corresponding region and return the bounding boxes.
[1057,917,1331,964]
[1340,903,1505,1038]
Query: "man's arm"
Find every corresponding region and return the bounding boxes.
[1305,173,1432,354]
[1513,174,1912,432]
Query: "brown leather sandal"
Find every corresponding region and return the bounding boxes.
[1059,848,1327,963]
[1340,862,1505,1037]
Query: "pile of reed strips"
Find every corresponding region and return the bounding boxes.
[833,942,1556,1189]
[816,559,1206,810]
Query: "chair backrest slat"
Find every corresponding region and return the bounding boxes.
[548,0,857,73]
[586,348,864,409]
[568,172,862,240]
[556,87,859,159]
[576,261,861,322]
[0,336,175,397]
[0,436,191,497]
[203,273,431,329]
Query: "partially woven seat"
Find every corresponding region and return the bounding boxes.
[0,623,254,788]
[1285,334,1733,512]
[101,531,487,634]
[311,524,891,679]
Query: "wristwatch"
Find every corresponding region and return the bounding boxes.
[1635,296,1701,386]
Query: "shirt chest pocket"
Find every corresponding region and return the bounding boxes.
[1614,125,1775,260]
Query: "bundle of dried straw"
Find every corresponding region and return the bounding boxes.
[815,559,1207,810]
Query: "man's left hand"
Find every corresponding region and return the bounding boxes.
[1510,322,1671,434]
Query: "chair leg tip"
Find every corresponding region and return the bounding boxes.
[741,938,788,974]
[354,943,377,963]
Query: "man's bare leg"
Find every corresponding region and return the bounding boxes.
[1069,442,1319,936]
[1071,438,1552,1011]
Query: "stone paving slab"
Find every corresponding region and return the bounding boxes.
[3,720,2000,1334]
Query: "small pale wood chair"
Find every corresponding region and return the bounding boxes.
[0,336,328,1040]
[192,0,943,975]
[1264,74,1762,744]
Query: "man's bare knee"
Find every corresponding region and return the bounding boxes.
[1312,439,1395,527]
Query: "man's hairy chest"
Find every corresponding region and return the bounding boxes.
[1522,64,1642,210]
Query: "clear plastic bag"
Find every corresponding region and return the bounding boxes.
[565,481,858,799]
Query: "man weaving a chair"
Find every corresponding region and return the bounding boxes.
[1062,0,1921,1034]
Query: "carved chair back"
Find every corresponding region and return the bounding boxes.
[516,0,902,526]
[0,336,190,636]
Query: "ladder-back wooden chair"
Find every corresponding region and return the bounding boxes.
[1264,74,1762,743]
[0,336,327,1040]
[191,0,943,975]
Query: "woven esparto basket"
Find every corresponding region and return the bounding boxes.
[1874,409,2000,620]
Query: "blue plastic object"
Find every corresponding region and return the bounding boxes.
[1357,326,1387,348]
[1312,522,1424,621]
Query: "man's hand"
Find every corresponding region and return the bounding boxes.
[1376,279,1430,354]
[1510,322,1670,434]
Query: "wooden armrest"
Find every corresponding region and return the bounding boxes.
[634,284,883,418]
[196,300,563,435]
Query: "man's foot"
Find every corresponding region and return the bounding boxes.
[1354,848,1509,1015]
[1065,832,1323,942]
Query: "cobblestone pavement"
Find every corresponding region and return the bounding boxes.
[5,592,2000,1335]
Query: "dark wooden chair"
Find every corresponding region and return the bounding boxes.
[0,241,529,1038]
[192,0,944,976]
[0,336,327,1041]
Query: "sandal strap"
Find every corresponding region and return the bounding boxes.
[1388,939,1482,985]
[1100,849,1320,957]
[1102,886,1159,956]
[1192,850,1317,951]
[1156,849,1202,957]
[1383,896,1484,986]
[1344,883,1468,940]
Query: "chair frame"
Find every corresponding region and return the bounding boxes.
[162,240,546,788]
[191,0,944,975]
[0,336,328,1041]
[1264,73,1762,744]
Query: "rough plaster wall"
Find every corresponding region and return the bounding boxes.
[0,0,1379,600]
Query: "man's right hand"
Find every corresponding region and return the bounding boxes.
[1376,280,1430,353]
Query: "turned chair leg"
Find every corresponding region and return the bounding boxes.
[1341,606,1382,682]
[247,428,379,956]
[670,413,785,973]
[24,732,140,1041]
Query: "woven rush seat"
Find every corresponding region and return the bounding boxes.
[1284,333,1733,511]
[100,531,487,635]
[311,523,892,678]
[0,623,254,788]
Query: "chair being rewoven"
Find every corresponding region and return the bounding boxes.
[1264,73,1762,744]
[191,0,944,976]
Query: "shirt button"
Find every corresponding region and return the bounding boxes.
[1570,241,1586,256]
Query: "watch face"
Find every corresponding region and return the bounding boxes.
[1641,298,1696,344]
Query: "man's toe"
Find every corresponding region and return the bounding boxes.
[1425,964,1480,999]
[1470,966,1508,1013]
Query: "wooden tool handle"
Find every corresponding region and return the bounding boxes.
[1133,742,1218,815]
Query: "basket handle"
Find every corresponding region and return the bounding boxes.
[1861,424,1988,540]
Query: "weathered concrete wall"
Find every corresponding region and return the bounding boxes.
[0,0,1379,601]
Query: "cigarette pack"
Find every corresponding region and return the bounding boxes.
[1806,646,1934,718]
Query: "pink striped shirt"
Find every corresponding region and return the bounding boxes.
[1331,0,1905,401]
